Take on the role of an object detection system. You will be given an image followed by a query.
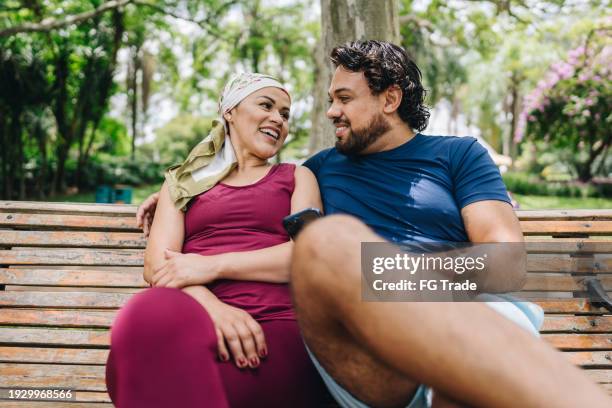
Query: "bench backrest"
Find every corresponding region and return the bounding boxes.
[0,201,610,403]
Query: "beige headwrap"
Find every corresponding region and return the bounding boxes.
[165,73,289,210]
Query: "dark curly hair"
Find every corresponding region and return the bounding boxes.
[330,40,430,132]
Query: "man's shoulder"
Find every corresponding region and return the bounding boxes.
[302,147,336,172]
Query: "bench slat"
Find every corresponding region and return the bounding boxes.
[0,327,109,347]
[0,231,145,248]
[524,275,612,291]
[520,221,612,235]
[543,334,612,350]
[0,213,139,231]
[525,239,612,254]
[0,309,115,328]
[526,254,612,273]
[0,248,144,266]
[541,316,612,333]
[0,291,133,308]
[584,369,612,384]
[0,200,136,216]
[534,299,612,314]
[0,400,112,407]
[516,210,612,221]
[0,363,106,390]
[0,347,108,365]
[565,351,612,367]
[0,268,146,287]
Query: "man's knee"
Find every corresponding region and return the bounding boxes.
[292,214,373,275]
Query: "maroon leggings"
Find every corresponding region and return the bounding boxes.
[105,287,329,407]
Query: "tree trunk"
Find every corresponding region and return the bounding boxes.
[309,0,400,154]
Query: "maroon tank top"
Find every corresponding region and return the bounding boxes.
[182,163,296,322]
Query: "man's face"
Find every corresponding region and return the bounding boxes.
[327,66,391,156]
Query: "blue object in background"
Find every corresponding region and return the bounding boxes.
[95,185,115,203]
[114,186,133,204]
[95,185,132,204]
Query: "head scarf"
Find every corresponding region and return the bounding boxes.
[165,73,289,210]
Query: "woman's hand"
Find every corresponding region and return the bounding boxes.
[152,249,220,288]
[183,286,268,369]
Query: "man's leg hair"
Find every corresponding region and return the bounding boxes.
[290,215,610,408]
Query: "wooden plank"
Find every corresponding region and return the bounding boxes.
[543,334,612,350]
[524,275,612,292]
[0,291,134,308]
[0,248,144,266]
[564,351,612,367]
[0,213,139,231]
[525,239,612,254]
[0,309,116,328]
[516,209,612,221]
[534,299,611,314]
[0,401,112,407]
[5,286,142,293]
[584,369,612,384]
[0,268,146,287]
[520,220,612,236]
[526,254,612,273]
[542,316,612,333]
[0,231,146,248]
[0,200,137,216]
[0,363,106,391]
[0,327,109,347]
[0,347,109,365]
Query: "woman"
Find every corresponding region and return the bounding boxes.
[105,73,328,407]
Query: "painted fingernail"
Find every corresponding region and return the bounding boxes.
[250,357,259,367]
[238,358,246,367]
[220,353,228,361]
[260,348,267,357]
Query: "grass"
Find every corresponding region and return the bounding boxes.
[49,184,162,205]
[512,193,612,210]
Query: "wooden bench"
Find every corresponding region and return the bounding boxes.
[0,200,610,406]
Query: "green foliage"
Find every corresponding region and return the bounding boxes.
[517,26,611,181]
[503,172,612,198]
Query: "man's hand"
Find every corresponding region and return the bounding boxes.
[151,249,221,288]
[136,192,160,237]
[182,286,267,369]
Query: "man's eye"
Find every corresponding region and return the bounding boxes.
[327,98,333,105]
[339,97,350,103]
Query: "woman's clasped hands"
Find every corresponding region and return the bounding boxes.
[151,249,221,288]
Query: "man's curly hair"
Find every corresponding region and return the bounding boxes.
[330,40,430,132]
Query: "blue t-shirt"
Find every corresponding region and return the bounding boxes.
[303,134,510,243]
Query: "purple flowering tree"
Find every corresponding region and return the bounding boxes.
[515,29,611,182]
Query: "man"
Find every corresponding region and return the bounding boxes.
[137,41,610,407]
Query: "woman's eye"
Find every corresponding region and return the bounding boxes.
[261,102,272,109]
[282,113,290,120]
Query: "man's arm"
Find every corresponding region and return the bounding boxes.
[461,200,527,292]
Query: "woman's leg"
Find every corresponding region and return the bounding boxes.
[217,319,331,408]
[105,287,229,408]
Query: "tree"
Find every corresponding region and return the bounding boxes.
[516,28,611,182]
[309,0,400,153]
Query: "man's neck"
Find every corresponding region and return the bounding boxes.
[361,121,416,155]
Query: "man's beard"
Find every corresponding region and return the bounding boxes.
[335,112,391,156]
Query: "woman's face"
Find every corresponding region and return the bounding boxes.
[226,87,291,159]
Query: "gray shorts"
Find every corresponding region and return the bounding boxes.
[306,294,543,408]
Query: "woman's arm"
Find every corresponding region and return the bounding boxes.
[213,165,323,283]
[143,181,184,284]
